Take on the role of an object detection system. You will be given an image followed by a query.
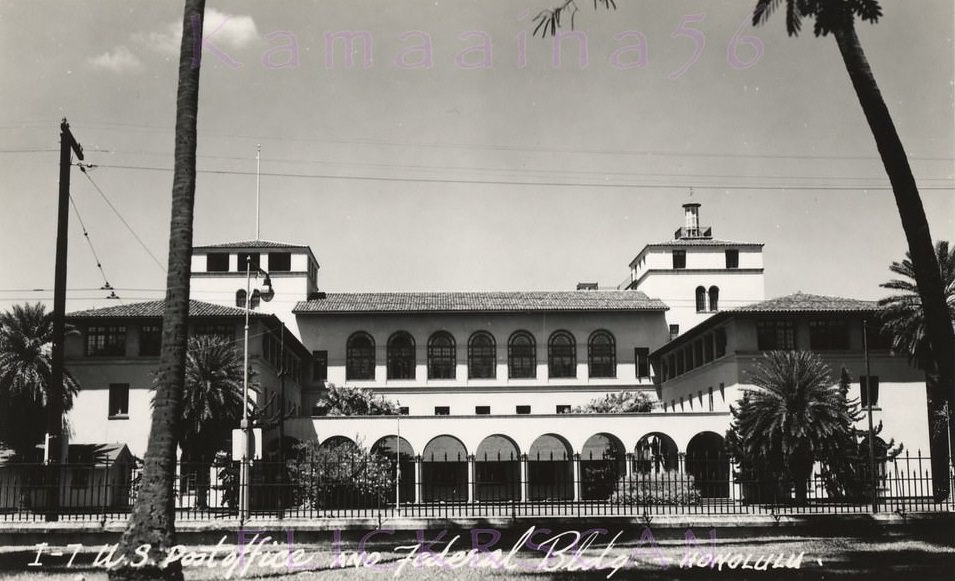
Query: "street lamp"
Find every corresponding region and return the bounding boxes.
[239,256,274,524]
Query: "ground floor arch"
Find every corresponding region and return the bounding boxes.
[581,433,626,500]
[685,431,729,498]
[528,434,574,500]
[634,433,679,474]
[475,435,520,501]
[421,435,468,502]
[371,435,416,504]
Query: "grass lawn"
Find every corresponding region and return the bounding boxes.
[0,526,952,580]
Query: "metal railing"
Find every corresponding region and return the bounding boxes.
[0,453,952,522]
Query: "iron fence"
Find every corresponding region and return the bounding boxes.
[0,453,952,522]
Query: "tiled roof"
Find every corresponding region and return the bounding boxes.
[645,238,763,247]
[294,291,667,314]
[67,300,266,319]
[732,292,877,313]
[194,239,310,250]
[651,292,879,357]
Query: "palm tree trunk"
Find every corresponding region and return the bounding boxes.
[833,22,955,502]
[108,2,204,579]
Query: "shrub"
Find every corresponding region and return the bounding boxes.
[287,439,395,510]
[610,471,701,505]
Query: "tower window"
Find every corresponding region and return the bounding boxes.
[237,252,260,272]
[695,286,707,312]
[268,252,292,272]
[725,249,739,269]
[672,250,686,269]
[206,253,229,272]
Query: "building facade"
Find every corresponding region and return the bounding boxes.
[65,300,309,457]
[59,202,931,502]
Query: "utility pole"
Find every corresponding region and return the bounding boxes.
[47,119,83,521]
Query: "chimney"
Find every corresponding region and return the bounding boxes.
[576,282,598,291]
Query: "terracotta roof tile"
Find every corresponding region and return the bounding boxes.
[294,291,667,314]
[731,292,877,313]
[194,239,309,250]
[67,300,266,319]
[645,238,763,247]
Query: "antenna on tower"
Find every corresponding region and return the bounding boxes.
[255,144,261,240]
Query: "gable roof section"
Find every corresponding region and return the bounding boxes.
[732,292,877,313]
[67,300,267,320]
[652,292,879,357]
[194,239,310,250]
[295,291,667,314]
[644,238,764,248]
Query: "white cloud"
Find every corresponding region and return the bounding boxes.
[132,8,259,56]
[88,45,143,73]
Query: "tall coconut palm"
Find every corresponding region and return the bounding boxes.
[110,1,204,579]
[727,351,854,504]
[0,303,80,458]
[751,0,955,501]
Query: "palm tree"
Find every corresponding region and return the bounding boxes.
[879,241,955,366]
[0,303,80,458]
[750,0,955,502]
[110,1,204,579]
[177,335,249,508]
[727,351,855,504]
[879,241,955,442]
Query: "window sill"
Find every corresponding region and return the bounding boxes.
[108,414,129,420]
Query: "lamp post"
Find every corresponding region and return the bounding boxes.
[863,320,877,513]
[239,255,274,524]
[395,401,401,514]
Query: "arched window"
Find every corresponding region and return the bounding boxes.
[427,332,455,379]
[548,331,576,378]
[695,286,707,312]
[468,332,496,379]
[508,331,536,379]
[387,332,416,380]
[588,330,616,378]
[235,289,247,308]
[346,332,375,381]
[708,286,720,312]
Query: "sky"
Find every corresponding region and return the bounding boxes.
[0,0,952,314]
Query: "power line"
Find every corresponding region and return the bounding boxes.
[68,194,119,300]
[92,163,954,191]
[77,165,167,273]
[40,120,955,163]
